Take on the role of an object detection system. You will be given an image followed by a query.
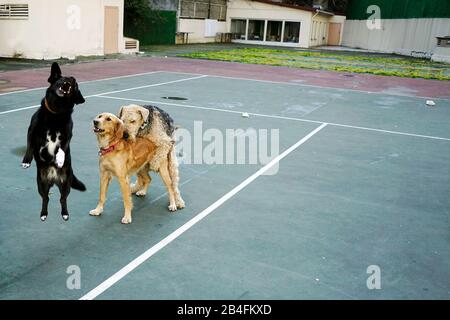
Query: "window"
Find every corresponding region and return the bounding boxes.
[266,21,282,42]
[231,19,246,40]
[248,20,264,41]
[180,0,226,21]
[0,3,28,19]
[284,22,300,43]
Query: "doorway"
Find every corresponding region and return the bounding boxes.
[328,23,341,46]
[104,6,119,54]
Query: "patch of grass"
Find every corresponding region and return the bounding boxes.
[179,48,450,81]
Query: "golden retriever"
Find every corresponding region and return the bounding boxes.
[118,104,184,209]
[90,113,178,224]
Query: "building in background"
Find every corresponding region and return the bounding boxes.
[0,0,139,60]
[342,0,450,61]
[177,0,227,43]
[176,0,345,47]
[227,0,345,48]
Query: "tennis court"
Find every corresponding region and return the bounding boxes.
[0,66,449,300]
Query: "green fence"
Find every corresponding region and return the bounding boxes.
[124,10,176,45]
[346,0,450,20]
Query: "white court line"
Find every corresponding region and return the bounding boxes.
[97,95,450,142]
[152,71,450,102]
[0,71,162,96]
[0,75,207,115]
[79,123,328,300]
[2,68,449,101]
[0,104,41,115]
[91,75,207,97]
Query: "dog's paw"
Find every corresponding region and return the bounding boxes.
[62,214,69,221]
[135,190,147,197]
[55,149,65,168]
[40,214,47,222]
[130,183,142,194]
[176,198,185,209]
[22,163,31,169]
[168,203,177,212]
[121,216,132,224]
[89,208,103,216]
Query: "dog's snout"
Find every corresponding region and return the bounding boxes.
[93,119,100,126]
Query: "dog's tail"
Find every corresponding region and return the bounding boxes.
[71,174,86,191]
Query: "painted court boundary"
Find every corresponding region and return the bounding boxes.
[0,74,206,115]
[1,71,449,141]
[97,95,450,142]
[79,123,328,300]
[1,69,449,101]
[0,70,162,96]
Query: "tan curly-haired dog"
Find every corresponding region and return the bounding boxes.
[118,104,185,210]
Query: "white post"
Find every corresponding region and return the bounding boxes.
[245,19,249,40]
[281,21,285,43]
[263,20,268,42]
[298,22,301,45]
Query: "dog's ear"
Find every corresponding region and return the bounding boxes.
[48,62,62,84]
[73,87,85,105]
[114,118,125,141]
[138,107,150,122]
[118,106,125,119]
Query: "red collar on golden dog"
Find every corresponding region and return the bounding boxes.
[99,141,119,156]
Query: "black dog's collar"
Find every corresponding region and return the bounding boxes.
[44,99,57,114]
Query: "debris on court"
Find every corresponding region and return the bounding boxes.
[242,112,250,118]
[426,100,436,106]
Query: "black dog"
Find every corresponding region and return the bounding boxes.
[22,62,86,221]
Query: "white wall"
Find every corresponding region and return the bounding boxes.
[0,0,126,59]
[226,0,313,48]
[310,14,329,47]
[342,18,450,57]
[178,18,227,43]
[432,47,450,63]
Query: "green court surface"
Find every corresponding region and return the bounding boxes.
[0,71,449,300]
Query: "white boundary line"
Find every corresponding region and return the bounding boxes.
[151,71,450,102]
[0,71,162,96]
[2,68,449,101]
[97,95,450,142]
[0,104,41,115]
[0,75,206,115]
[92,75,207,97]
[79,123,328,300]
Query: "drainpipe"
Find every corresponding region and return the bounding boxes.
[312,9,320,20]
